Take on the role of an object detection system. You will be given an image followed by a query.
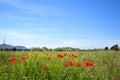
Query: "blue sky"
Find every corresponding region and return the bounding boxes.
[0,0,120,49]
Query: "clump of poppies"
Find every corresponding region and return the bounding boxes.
[57,53,66,58]
[66,61,74,67]
[84,61,94,66]
[71,53,78,59]
[9,58,16,63]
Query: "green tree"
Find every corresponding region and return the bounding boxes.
[105,47,109,51]
[42,47,48,50]
[111,44,119,51]
[13,47,16,51]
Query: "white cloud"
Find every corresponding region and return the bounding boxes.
[0,0,21,5]
[59,41,75,47]
[16,23,61,32]
[0,31,56,48]
[55,39,120,49]
[0,13,30,19]
[0,22,61,33]
[0,0,67,16]
[0,31,120,49]
[24,39,120,49]
[8,32,35,39]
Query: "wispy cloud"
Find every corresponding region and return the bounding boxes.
[9,32,35,39]
[0,31,58,47]
[0,0,67,16]
[16,23,61,32]
[0,12,30,19]
[0,0,21,5]
[0,31,120,49]
[0,22,61,33]
[19,39,120,49]
[0,31,36,39]
[57,39,120,49]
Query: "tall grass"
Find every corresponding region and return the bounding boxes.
[0,50,120,80]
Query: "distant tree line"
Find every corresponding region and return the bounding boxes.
[28,45,120,51]
[0,44,119,51]
[0,47,29,51]
[30,47,81,51]
[0,47,81,51]
[105,44,119,51]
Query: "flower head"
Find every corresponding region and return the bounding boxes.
[43,66,48,70]
[22,55,28,61]
[9,58,16,63]
[77,62,82,67]
[66,61,74,67]
[18,59,22,62]
[71,53,78,59]
[63,53,66,56]
[85,61,94,66]
[57,53,64,58]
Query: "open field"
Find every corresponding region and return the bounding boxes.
[0,50,120,80]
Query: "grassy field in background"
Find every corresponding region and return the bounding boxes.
[0,50,120,80]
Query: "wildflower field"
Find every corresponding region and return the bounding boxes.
[0,50,120,80]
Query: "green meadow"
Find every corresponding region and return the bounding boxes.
[0,50,120,80]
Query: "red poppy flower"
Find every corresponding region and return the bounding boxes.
[57,53,61,57]
[9,58,16,63]
[22,55,28,61]
[18,59,22,62]
[66,61,74,67]
[57,53,64,58]
[71,54,75,57]
[77,62,82,67]
[71,53,78,59]
[74,55,78,58]
[61,55,64,58]
[66,63,70,67]
[85,61,94,66]
[69,61,74,66]
[63,53,66,56]
[43,66,48,70]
